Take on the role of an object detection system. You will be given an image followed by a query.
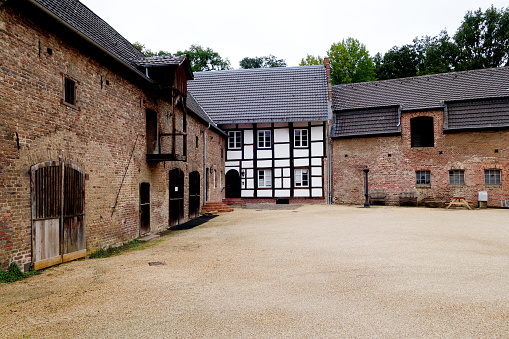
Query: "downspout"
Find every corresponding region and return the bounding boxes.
[203,123,211,205]
[327,106,332,205]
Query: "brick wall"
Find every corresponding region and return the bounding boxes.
[0,7,223,270]
[332,109,509,207]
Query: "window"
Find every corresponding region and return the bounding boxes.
[295,169,309,187]
[484,169,501,185]
[228,131,241,149]
[257,130,271,148]
[64,77,76,106]
[196,136,199,148]
[294,129,308,147]
[449,170,465,185]
[258,169,272,188]
[416,170,430,186]
[411,116,434,147]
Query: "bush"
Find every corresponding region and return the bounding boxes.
[0,262,38,283]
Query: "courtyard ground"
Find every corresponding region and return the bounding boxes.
[1,205,508,338]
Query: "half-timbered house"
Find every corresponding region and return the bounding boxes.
[188,66,331,203]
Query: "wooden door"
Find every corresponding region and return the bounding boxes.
[139,182,150,235]
[189,171,200,218]
[31,161,86,270]
[225,169,241,198]
[169,168,184,226]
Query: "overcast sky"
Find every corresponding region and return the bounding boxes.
[80,0,506,69]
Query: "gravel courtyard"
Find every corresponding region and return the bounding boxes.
[1,205,509,338]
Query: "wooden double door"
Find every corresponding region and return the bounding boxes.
[31,161,86,270]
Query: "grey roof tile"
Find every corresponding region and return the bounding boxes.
[131,55,187,67]
[332,67,509,111]
[186,93,226,136]
[187,66,329,124]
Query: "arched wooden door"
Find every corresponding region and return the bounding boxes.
[139,182,150,235]
[189,171,200,218]
[225,169,241,198]
[169,168,184,226]
[31,161,86,270]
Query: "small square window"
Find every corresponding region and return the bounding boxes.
[257,130,271,148]
[258,169,272,188]
[484,169,501,185]
[294,129,308,147]
[64,77,76,106]
[228,131,241,149]
[295,169,309,187]
[416,170,430,186]
[449,170,465,185]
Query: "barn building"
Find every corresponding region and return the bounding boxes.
[331,67,509,207]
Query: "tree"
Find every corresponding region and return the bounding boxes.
[239,55,287,69]
[453,6,509,70]
[175,44,231,72]
[327,38,376,85]
[373,45,419,80]
[299,54,324,66]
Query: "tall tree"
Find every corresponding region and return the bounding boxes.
[175,44,231,72]
[239,55,287,69]
[299,54,324,66]
[453,6,509,70]
[327,38,376,85]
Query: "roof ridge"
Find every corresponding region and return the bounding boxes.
[193,65,324,76]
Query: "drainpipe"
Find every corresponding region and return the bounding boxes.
[324,57,333,205]
[203,123,211,204]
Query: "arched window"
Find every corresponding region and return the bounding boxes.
[410,116,434,147]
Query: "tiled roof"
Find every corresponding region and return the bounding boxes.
[187,66,329,125]
[332,67,509,111]
[131,55,187,67]
[186,93,226,136]
[33,0,144,64]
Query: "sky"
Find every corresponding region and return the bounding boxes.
[80,0,507,69]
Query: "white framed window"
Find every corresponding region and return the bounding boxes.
[449,170,465,185]
[295,169,309,187]
[416,170,430,186]
[258,169,272,188]
[484,169,501,185]
[294,129,308,147]
[257,130,271,148]
[228,131,241,149]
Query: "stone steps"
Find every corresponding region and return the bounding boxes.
[202,201,234,213]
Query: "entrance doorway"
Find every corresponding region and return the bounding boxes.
[225,169,241,198]
[139,183,150,235]
[189,171,200,218]
[169,168,184,226]
[31,161,86,270]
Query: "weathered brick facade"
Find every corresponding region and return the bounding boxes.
[332,109,509,206]
[0,5,224,270]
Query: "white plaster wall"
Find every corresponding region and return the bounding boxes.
[283,168,290,177]
[244,145,253,160]
[246,169,253,178]
[312,177,322,187]
[242,160,253,168]
[247,178,254,189]
[311,166,322,176]
[311,142,324,156]
[274,144,290,158]
[241,190,254,197]
[225,161,240,167]
[294,189,310,197]
[275,178,282,188]
[244,130,253,144]
[311,126,323,141]
[312,188,323,197]
[311,158,322,166]
[294,149,309,158]
[294,158,309,167]
[258,150,272,159]
[257,160,272,168]
[275,159,290,167]
[283,177,291,188]
[257,190,272,197]
[274,128,289,143]
[275,190,291,197]
[227,150,242,160]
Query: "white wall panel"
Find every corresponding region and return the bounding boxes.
[274,168,282,177]
[294,189,310,197]
[311,126,323,141]
[311,158,322,166]
[283,168,290,177]
[294,158,309,167]
[242,160,253,168]
[275,190,291,197]
[227,151,242,160]
[244,130,253,144]
[274,128,289,142]
[275,159,290,167]
[312,177,322,187]
[244,145,253,160]
[246,169,253,178]
[274,144,290,158]
[311,166,322,176]
[258,150,272,159]
[275,178,282,188]
[225,161,240,167]
[257,190,272,197]
[312,188,323,197]
[247,178,254,189]
[311,142,324,156]
[257,160,272,168]
[241,190,254,197]
[283,177,291,188]
[294,149,309,158]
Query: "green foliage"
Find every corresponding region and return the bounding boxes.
[327,38,376,85]
[299,54,324,66]
[0,263,38,283]
[89,239,145,259]
[175,44,231,72]
[239,55,287,69]
[454,6,509,70]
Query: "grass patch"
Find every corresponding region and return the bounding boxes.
[89,239,145,259]
[0,263,39,283]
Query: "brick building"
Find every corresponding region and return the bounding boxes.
[0,0,225,270]
[331,67,509,207]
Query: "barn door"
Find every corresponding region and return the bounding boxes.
[189,171,200,218]
[31,161,86,270]
[139,182,150,235]
[169,168,184,226]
